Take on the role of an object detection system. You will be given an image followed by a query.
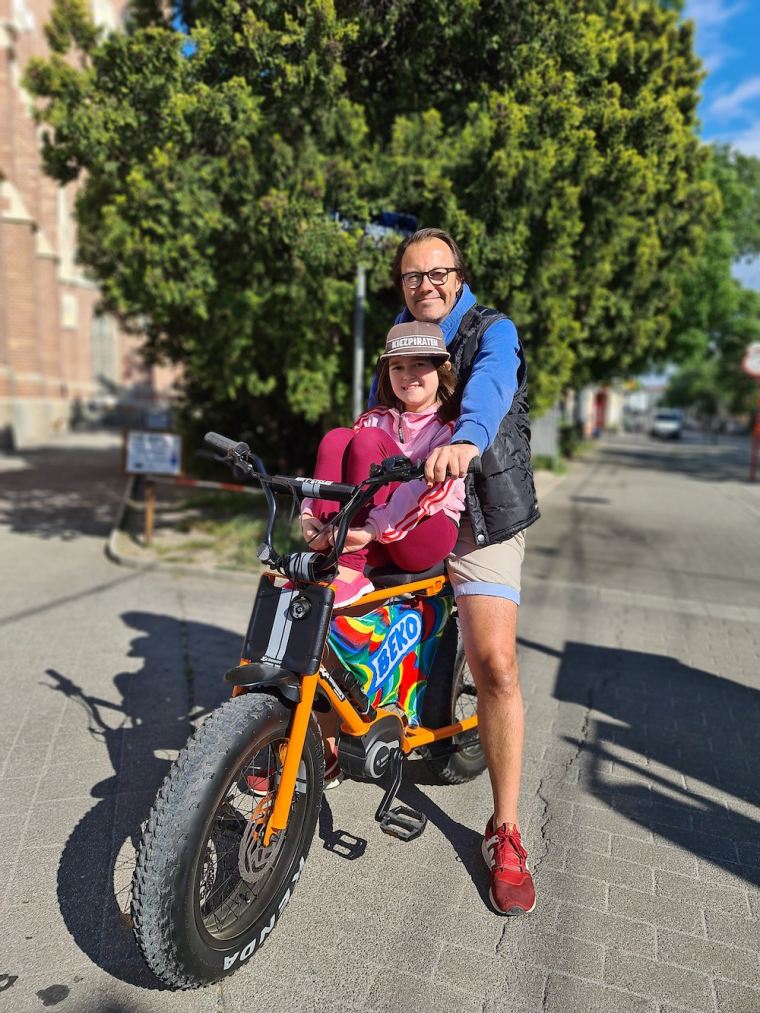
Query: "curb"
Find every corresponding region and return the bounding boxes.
[104,473,259,584]
[104,465,568,583]
[533,467,566,503]
[104,475,137,567]
[105,526,260,585]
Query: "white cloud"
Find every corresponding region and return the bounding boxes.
[684,0,745,72]
[685,0,744,25]
[728,120,760,157]
[709,76,760,117]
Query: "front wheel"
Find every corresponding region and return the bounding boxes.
[132,692,324,989]
[421,616,487,784]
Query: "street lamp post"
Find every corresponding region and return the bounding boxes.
[349,212,417,419]
[352,262,366,421]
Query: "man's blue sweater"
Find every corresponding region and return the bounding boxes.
[368,284,520,455]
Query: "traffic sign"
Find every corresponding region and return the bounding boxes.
[124,430,183,476]
[742,342,760,377]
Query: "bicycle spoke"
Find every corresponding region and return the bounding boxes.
[193,735,304,940]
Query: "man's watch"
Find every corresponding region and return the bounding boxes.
[451,440,476,447]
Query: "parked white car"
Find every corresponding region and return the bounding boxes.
[650,409,683,440]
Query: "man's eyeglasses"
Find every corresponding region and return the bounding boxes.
[400,267,459,289]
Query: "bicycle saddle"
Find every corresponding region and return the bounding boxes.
[365,560,446,588]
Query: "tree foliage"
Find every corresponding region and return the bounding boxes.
[664,145,760,416]
[26,0,714,463]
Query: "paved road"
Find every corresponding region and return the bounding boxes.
[0,431,759,1012]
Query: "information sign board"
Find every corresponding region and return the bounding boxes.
[124,430,183,476]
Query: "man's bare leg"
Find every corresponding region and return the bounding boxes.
[456,595,523,828]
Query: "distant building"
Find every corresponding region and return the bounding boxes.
[563,385,626,438]
[0,0,175,448]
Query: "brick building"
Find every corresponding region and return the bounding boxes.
[0,0,175,449]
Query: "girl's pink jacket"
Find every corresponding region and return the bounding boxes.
[301,404,466,544]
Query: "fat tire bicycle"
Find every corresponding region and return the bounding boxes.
[131,433,486,988]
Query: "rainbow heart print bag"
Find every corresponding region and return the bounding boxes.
[326,595,453,726]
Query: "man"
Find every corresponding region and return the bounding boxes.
[371,227,540,916]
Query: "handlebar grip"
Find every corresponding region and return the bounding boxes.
[204,432,250,456]
[287,477,356,502]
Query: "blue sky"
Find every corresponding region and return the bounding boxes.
[685,0,760,155]
[684,0,760,289]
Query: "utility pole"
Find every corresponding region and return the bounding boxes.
[352,263,366,421]
[347,212,417,418]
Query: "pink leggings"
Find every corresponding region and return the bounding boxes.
[309,427,458,573]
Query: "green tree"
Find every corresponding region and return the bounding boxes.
[664,145,760,417]
[26,0,714,464]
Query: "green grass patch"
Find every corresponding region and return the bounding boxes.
[532,454,568,474]
[188,512,302,569]
[176,490,264,514]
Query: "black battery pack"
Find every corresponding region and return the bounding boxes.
[242,576,334,675]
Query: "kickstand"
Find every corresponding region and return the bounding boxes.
[374,747,427,841]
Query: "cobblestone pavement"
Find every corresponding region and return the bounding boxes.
[0,431,759,1012]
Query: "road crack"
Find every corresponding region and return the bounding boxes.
[530,666,618,881]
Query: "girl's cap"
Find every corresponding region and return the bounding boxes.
[380,321,450,362]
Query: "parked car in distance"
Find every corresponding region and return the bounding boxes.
[650,409,684,440]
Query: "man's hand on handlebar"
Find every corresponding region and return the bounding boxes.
[424,442,479,486]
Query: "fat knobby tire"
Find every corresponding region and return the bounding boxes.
[132,692,323,989]
[421,616,487,784]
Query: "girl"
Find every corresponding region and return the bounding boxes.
[300,321,466,608]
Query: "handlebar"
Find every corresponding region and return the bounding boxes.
[203,432,252,457]
[203,431,481,582]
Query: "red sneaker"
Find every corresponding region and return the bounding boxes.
[481,818,536,916]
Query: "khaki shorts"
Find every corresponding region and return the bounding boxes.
[446,519,525,605]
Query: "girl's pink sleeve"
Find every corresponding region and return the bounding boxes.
[301,499,315,518]
[352,410,377,433]
[364,476,465,544]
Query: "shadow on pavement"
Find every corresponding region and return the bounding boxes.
[49,610,237,988]
[0,443,123,539]
[397,773,490,906]
[597,434,752,484]
[529,636,760,886]
[318,796,368,861]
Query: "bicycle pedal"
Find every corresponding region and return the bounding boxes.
[378,805,427,842]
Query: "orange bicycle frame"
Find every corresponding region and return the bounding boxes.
[252,572,477,846]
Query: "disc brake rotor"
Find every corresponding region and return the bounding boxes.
[238,799,284,885]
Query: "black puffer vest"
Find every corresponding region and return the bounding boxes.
[448,305,540,545]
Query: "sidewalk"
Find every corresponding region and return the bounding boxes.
[2,432,758,1011]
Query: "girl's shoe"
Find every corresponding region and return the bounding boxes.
[323,754,344,791]
[331,571,374,608]
[247,759,307,798]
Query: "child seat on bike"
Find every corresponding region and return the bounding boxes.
[364,559,447,588]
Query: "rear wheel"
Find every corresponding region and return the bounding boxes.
[132,693,323,988]
[421,616,486,784]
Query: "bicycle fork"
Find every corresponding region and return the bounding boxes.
[262,673,319,847]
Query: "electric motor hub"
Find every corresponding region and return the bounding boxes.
[336,714,404,781]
